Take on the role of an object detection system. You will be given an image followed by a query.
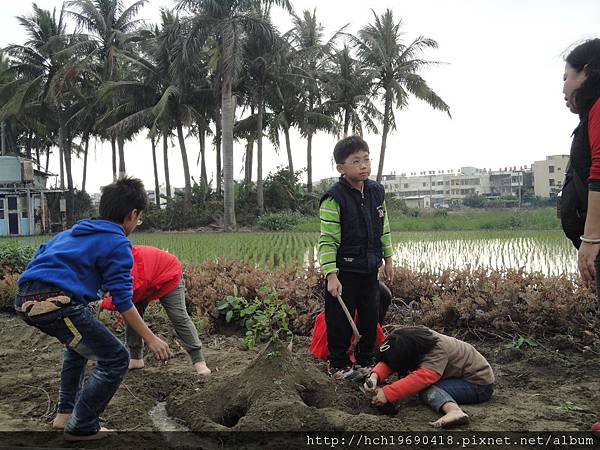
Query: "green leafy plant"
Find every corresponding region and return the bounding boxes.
[0,243,35,277]
[556,401,585,413]
[256,211,304,231]
[505,336,539,349]
[216,286,297,350]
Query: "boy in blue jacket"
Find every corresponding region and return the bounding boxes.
[14,177,173,441]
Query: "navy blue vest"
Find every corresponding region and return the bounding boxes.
[321,177,386,273]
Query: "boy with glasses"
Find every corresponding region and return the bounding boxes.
[319,135,394,379]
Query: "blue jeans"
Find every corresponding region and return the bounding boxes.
[419,378,494,413]
[15,281,129,435]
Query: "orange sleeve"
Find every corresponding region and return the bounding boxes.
[381,367,442,403]
[371,362,394,382]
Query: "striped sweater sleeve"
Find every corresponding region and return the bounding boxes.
[319,196,341,276]
[381,200,393,258]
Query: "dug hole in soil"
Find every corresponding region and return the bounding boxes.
[0,308,599,447]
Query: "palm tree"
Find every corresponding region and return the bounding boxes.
[1,3,85,223]
[323,45,382,137]
[288,9,342,193]
[266,37,300,174]
[240,11,283,211]
[100,9,214,208]
[354,9,451,181]
[66,0,148,179]
[177,0,292,230]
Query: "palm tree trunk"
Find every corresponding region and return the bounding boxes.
[244,139,253,184]
[35,138,40,167]
[257,88,265,213]
[307,132,313,193]
[82,136,89,193]
[198,127,207,191]
[25,130,32,159]
[221,61,236,230]
[343,108,350,136]
[58,127,65,190]
[176,121,192,207]
[377,91,392,182]
[111,137,117,181]
[117,135,126,178]
[215,108,222,195]
[151,136,160,207]
[61,124,74,226]
[45,145,50,173]
[284,125,294,174]
[163,131,172,205]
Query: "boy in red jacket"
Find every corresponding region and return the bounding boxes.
[101,245,210,375]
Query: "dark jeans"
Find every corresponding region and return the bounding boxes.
[324,270,379,368]
[419,378,495,413]
[15,281,129,435]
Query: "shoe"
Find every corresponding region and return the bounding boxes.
[326,362,369,382]
[591,422,600,436]
[63,427,113,442]
[326,362,353,380]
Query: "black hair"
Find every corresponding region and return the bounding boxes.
[565,38,600,117]
[375,326,439,376]
[99,176,147,223]
[333,135,369,164]
[378,281,392,324]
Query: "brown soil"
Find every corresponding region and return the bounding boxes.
[0,312,599,447]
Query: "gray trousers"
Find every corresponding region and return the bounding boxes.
[125,279,205,364]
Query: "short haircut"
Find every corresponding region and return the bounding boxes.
[376,326,439,376]
[99,177,147,223]
[333,135,369,164]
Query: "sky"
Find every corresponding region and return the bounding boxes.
[1,0,599,194]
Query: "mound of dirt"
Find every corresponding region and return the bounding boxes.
[168,340,403,432]
[1,312,600,447]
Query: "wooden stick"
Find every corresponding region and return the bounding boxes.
[336,294,361,346]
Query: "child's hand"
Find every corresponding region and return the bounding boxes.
[371,388,388,406]
[363,373,378,393]
[326,273,342,297]
[383,257,394,282]
[147,336,174,361]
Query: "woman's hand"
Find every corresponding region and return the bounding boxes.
[363,373,378,393]
[578,242,600,287]
[371,388,388,406]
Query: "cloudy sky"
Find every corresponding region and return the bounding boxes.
[2,0,599,193]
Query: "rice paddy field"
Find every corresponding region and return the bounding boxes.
[4,230,577,276]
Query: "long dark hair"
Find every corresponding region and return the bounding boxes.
[375,326,439,376]
[566,38,600,118]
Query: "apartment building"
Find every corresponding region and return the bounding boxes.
[380,166,529,208]
[531,155,569,198]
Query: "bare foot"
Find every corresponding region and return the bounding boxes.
[430,410,470,428]
[52,413,71,429]
[194,361,211,376]
[63,427,114,441]
[128,359,144,370]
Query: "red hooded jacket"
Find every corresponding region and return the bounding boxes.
[100,245,182,310]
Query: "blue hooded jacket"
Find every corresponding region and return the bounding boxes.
[18,219,134,312]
